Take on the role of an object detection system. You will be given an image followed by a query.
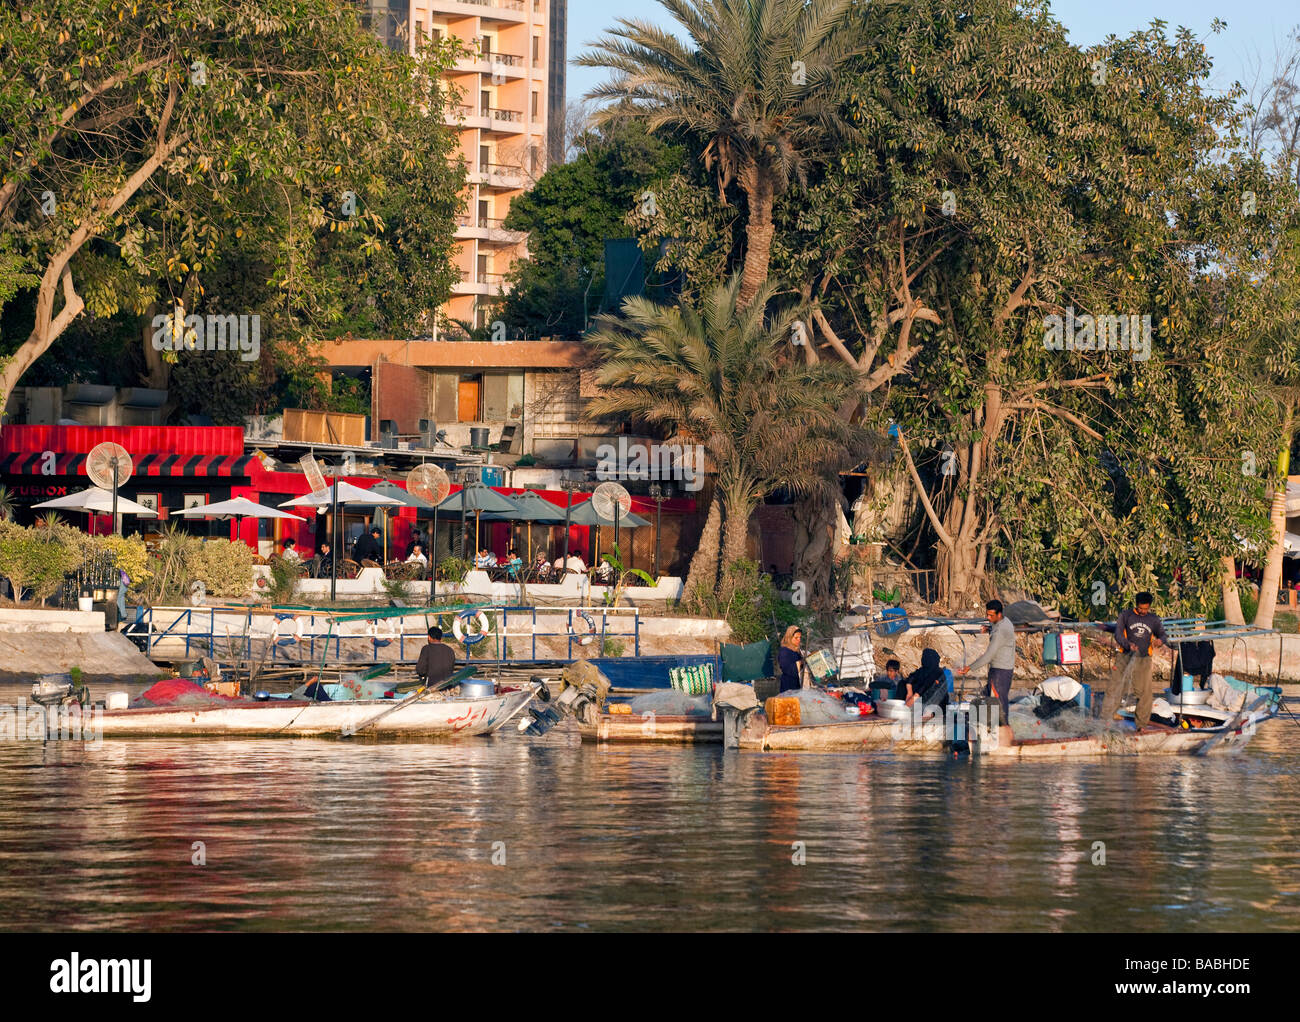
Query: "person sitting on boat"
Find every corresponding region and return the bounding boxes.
[1172,639,1215,694]
[406,544,428,566]
[311,542,334,579]
[416,626,457,689]
[883,659,902,695]
[1110,592,1173,730]
[777,625,808,692]
[897,649,948,711]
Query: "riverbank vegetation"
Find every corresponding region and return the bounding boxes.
[562,0,1300,623]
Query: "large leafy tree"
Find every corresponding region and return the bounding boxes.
[585,276,870,602]
[497,116,684,339]
[0,0,462,418]
[578,0,874,309]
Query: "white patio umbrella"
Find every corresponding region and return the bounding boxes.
[173,496,307,549]
[34,485,158,536]
[35,486,158,516]
[279,482,406,596]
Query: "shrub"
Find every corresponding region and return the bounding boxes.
[0,521,83,604]
[141,530,254,603]
[264,554,301,604]
[437,556,471,584]
[687,558,809,646]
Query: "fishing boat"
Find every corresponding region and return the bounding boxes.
[31,671,541,739]
[732,675,1283,757]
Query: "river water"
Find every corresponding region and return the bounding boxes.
[0,718,1297,931]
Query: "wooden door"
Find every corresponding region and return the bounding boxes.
[458,377,481,422]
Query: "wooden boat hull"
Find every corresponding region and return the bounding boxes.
[738,714,1272,756]
[96,689,534,738]
[579,713,722,744]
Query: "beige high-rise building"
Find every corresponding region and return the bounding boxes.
[395,1,563,334]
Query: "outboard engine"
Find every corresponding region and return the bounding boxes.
[30,676,81,740]
[713,682,761,749]
[517,662,612,736]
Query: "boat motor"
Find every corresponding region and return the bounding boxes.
[518,661,612,736]
[30,676,85,740]
[713,682,762,749]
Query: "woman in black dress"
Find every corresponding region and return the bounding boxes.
[777,626,806,693]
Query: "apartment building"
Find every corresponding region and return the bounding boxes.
[406,1,563,330]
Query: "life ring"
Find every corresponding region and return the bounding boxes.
[570,612,597,646]
[271,614,303,646]
[453,609,491,645]
[366,617,398,647]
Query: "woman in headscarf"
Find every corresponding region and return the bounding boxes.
[897,647,948,710]
[777,626,807,693]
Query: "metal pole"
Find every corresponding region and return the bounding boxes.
[655,497,662,577]
[563,487,572,568]
[460,482,468,561]
[429,507,439,606]
[615,502,621,562]
[111,458,120,536]
[330,472,338,603]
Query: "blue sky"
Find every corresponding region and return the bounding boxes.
[566,0,1299,104]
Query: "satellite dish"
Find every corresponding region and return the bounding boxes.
[591,481,631,520]
[86,442,133,489]
[407,463,450,505]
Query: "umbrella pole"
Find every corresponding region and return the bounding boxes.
[615,504,621,563]
[563,491,572,568]
[430,508,439,606]
[460,490,467,562]
[330,478,338,602]
[112,469,119,537]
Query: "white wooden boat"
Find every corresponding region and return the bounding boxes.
[93,687,535,738]
[578,711,722,744]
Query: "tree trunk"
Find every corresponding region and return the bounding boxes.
[717,488,759,603]
[791,493,838,610]
[1255,413,1291,629]
[141,301,170,389]
[681,494,722,607]
[1221,555,1245,625]
[1254,487,1287,628]
[737,170,775,310]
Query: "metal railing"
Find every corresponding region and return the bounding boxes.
[125,604,641,666]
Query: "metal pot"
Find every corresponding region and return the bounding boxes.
[459,680,496,699]
[1164,688,1211,706]
[877,698,911,720]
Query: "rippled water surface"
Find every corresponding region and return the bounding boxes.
[1,714,1297,931]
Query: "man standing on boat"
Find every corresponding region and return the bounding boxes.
[1110,592,1171,731]
[416,626,457,689]
[958,599,1016,746]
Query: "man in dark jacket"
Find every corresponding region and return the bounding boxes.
[416,626,457,688]
[311,542,334,579]
[352,527,383,565]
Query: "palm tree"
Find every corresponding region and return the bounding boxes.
[578,0,871,308]
[586,276,869,600]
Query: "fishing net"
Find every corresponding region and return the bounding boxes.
[130,678,239,709]
[627,691,713,717]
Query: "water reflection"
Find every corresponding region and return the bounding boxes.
[0,725,1296,931]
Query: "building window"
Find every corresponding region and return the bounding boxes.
[531,91,539,118]
[533,36,541,65]
[415,20,422,40]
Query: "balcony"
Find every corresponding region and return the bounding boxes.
[454,269,507,296]
[464,161,527,189]
[454,47,527,78]
[437,0,527,24]
[454,214,527,245]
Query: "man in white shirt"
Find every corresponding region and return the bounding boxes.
[554,551,587,574]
